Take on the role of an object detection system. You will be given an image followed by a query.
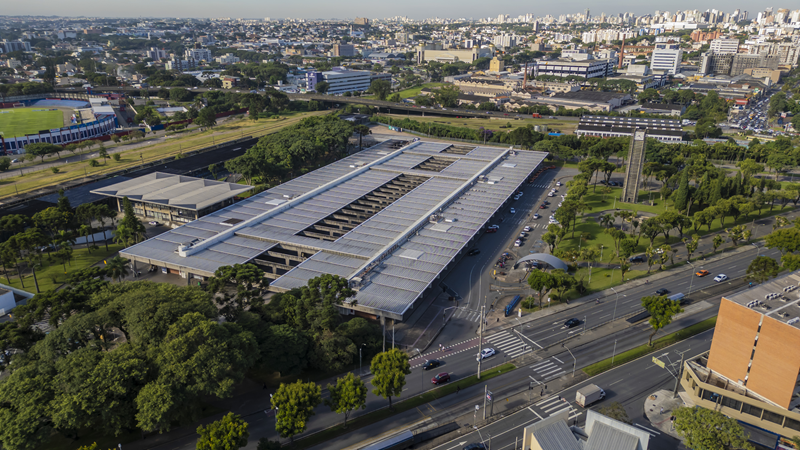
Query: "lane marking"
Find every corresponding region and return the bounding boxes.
[553,356,564,364]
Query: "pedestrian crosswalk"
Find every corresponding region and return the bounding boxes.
[454,307,482,322]
[536,395,582,421]
[530,358,566,382]
[484,330,531,358]
[529,183,551,189]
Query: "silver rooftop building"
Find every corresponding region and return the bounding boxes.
[121,139,547,322]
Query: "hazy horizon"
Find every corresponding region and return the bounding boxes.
[1,0,773,21]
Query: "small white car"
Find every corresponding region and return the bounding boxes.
[548,192,555,197]
[148,221,159,226]
[551,188,558,192]
[556,181,562,186]
[714,274,728,282]
[477,348,496,360]
[510,208,516,214]
[514,239,522,247]
[524,225,532,231]
[549,219,559,225]
[532,214,540,220]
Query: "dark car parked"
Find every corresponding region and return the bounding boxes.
[629,255,646,263]
[655,288,670,296]
[564,318,580,328]
[422,360,441,370]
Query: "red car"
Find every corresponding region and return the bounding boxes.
[485,228,497,234]
[539,204,547,209]
[431,372,450,385]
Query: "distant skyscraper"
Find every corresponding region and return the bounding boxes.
[585,9,590,20]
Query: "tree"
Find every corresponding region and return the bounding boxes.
[684,234,699,261]
[24,142,61,162]
[370,348,410,410]
[207,264,267,321]
[712,235,724,253]
[89,159,100,168]
[528,270,556,309]
[765,228,800,255]
[368,79,392,101]
[105,256,130,282]
[271,380,322,442]
[196,412,249,450]
[195,108,217,129]
[0,157,11,172]
[673,170,690,213]
[325,372,367,428]
[726,225,748,247]
[747,256,780,284]
[314,81,330,94]
[433,85,460,108]
[119,197,146,245]
[256,439,282,450]
[597,402,630,424]
[673,407,754,450]
[353,124,371,151]
[112,153,121,162]
[98,148,109,165]
[641,295,683,346]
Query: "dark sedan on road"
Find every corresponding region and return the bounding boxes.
[423,359,441,370]
[629,255,645,263]
[431,372,450,384]
[564,318,580,328]
[655,288,669,296]
[468,249,480,256]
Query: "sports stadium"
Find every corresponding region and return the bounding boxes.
[0,96,120,154]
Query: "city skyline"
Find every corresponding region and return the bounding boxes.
[0,1,779,21]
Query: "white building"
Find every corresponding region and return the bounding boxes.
[146,47,168,60]
[0,40,31,53]
[710,38,740,54]
[185,48,212,62]
[215,53,241,65]
[534,58,614,79]
[307,68,372,94]
[493,34,520,49]
[650,43,683,75]
[166,59,198,71]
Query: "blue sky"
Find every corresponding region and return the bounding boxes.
[5,1,761,19]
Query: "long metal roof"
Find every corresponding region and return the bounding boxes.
[121,139,547,320]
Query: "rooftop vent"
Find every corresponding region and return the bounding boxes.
[221,218,244,227]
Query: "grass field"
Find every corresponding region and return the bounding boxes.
[0,107,65,138]
[384,114,579,134]
[394,82,446,99]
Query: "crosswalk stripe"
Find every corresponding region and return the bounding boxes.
[543,371,566,381]
[530,360,554,370]
[544,402,571,413]
[489,336,519,347]
[537,367,563,377]
[536,396,562,407]
[532,362,556,372]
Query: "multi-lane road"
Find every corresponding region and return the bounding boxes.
[429,330,713,450]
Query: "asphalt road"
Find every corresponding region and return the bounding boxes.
[429,330,714,450]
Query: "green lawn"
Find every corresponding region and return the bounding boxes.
[394,82,446,99]
[0,107,65,138]
[4,243,125,293]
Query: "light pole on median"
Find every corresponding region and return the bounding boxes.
[610,287,619,321]
[687,261,695,295]
[562,343,576,378]
[751,242,760,258]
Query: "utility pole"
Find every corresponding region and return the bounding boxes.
[477,304,484,379]
[673,350,688,398]
[483,385,488,420]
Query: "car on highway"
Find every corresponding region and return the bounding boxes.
[462,443,487,450]
[524,226,532,231]
[485,227,498,234]
[467,249,480,256]
[517,191,523,196]
[543,200,550,205]
[519,232,527,238]
[514,239,522,247]
[714,274,728,282]
[564,318,580,328]
[556,181,562,186]
[533,213,540,220]
[431,372,450,384]
[547,192,555,197]
[629,255,645,263]
[148,221,159,226]
[477,348,496,360]
[549,218,559,225]
[487,225,499,230]
[695,270,710,277]
[539,204,547,209]
[510,208,516,214]
[423,360,441,370]
[11,159,18,163]
[655,288,669,296]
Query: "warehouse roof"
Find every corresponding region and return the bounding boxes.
[92,173,254,211]
[121,140,546,320]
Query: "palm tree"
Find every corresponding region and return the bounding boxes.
[353,125,372,152]
[113,224,133,247]
[78,225,92,253]
[106,256,130,283]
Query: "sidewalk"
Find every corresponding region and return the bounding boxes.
[644,389,687,440]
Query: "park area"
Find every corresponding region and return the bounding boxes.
[383,113,579,134]
[0,107,65,138]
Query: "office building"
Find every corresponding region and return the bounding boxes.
[416,44,493,64]
[185,48,212,62]
[650,43,683,75]
[92,172,253,225]
[215,53,241,65]
[533,58,614,79]
[493,34,520,49]
[119,140,546,322]
[395,32,408,44]
[354,17,369,26]
[166,58,198,71]
[307,67,372,94]
[709,38,740,54]
[681,271,800,439]
[333,44,357,57]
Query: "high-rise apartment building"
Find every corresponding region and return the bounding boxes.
[333,44,357,57]
[709,38,740,54]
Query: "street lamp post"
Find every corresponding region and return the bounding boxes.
[359,343,367,377]
[751,242,760,258]
[562,343,577,377]
[610,287,619,321]
[687,261,695,295]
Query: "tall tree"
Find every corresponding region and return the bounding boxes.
[196,412,250,450]
[370,348,410,410]
[641,295,683,346]
[325,372,367,428]
[746,256,780,284]
[673,407,754,450]
[527,270,556,309]
[270,380,322,442]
